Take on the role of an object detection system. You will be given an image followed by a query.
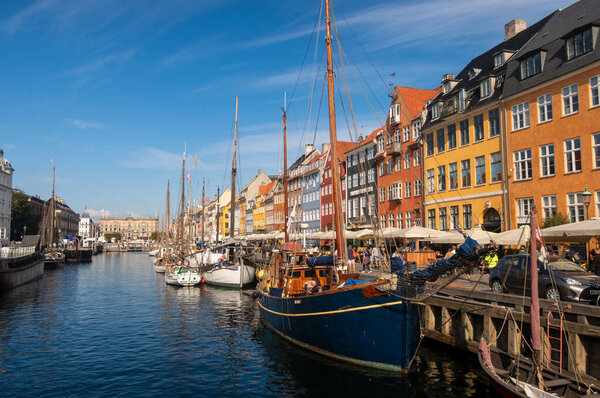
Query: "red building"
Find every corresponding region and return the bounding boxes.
[376,86,439,229]
[320,141,357,231]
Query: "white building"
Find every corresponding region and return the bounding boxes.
[78,212,96,239]
[0,150,14,246]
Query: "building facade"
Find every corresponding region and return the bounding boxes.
[302,153,325,236]
[377,86,437,229]
[345,129,380,229]
[502,0,600,227]
[0,150,14,246]
[101,216,158,241]
[321,141,355,231]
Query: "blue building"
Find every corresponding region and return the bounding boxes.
[301,153,325,245]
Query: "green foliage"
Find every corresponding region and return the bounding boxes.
[543,212,569,228]
[10,192,40,241]
[104,232,122,241]
[150,231,164,240]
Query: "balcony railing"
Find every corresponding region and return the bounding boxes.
[387,141,402,155]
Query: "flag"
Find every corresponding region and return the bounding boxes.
[186,173,191,180]
[535,227,543,244]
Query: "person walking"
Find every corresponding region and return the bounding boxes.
[362,247,372,273]
[347,246,355,272]
[371,245,380,269]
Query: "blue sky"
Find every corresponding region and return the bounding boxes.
[1,0,569,220]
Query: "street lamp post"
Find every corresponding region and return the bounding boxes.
[583,185,592,220]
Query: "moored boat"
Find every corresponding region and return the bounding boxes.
[0,235,44,291]
[64,247,93,263]
[43,250,65,268]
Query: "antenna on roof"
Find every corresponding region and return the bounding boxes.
[389,72,396,91]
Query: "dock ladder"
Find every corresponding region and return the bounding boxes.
[546,306,564,372]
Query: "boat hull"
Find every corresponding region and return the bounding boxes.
[64,248,93,263]
[0,254,44,291]
[154,264,166,273]
[258,286,421,371]
[203,262,255,288]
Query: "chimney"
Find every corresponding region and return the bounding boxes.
[442,73,454,82]
[504,19,527,41]
[258,169,261,175]
[305,144,314,155]
[322,143,331,153]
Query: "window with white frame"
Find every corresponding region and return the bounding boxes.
[379,187,385,202]
[359,150,366,163]
[461,159,471,188]
[516,198,534,225]
[566,28,592,60]
[540,144,555,177]
[427,169,435,194]
[591,75,600,107]
[359,171,366,185]
[389,103,401,122]
[513,149,532,181]
[360,196,366,216]
[475,155,486,185]
[378,136,384,153]
[490,152,502,182]
[403,126,410,142]
[431,103,440,120]
[542,195,557,220]
[389,213,395,228]
[494,53,505,68]
[387,159,393,174]
[405,212,412,228]
[480,78,492,99]
[562,84,579,116]
[393,129,401,143]
[395,156,402,172]
[596,191,600,218]
[538,93,553,123]
[512,101,530,131]
[438,165,446,191]
[366,147,375,159]
[405,181,412,198]
[368,168,375,183]
[353,198,359,217]
[564,137,581,173]
[379,163,385,176]
[397,213,404,229]
[450,206,459,230]
[449,162,458,189]
[380,214,386,229]
[412,120,422,140]
[593,132,600,169]
[404,153,411,169]
[414,150,421,166]
[567,193,585,222]
[353,173,359,187]
[520,52,541,80]
[415,179,422,196]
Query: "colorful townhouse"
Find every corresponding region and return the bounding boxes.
[502,0,600,227]
[321,141,356,231]
[302,151,326,237]
[262,181,276,232]
[377,86,438,229]
[421,17,548,232]
[287,144,320,233]
[345,128,380,229]
[272,179,284,232]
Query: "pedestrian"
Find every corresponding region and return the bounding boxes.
[347,246,355,272]
[371,245,380,268]
[363,247,372,273]
[484,251,498,273]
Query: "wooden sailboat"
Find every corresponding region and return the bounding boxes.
[154,181,170,273]
[202,96,256,288]
[42,164,65,268]
[164,148,200,287]
[257,0,494,371]
[478,208,599,397]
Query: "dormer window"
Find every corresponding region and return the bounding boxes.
[520,52,544,80]
[494,53,505,68]
[389,103,401,124]
[566,28,593,60]
[431,103,440,120]
[480,78,493,99]
[468,68,481,80]
[458,89,467,111]
[443,81,452,94]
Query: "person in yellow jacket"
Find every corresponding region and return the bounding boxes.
[484,252,499,272]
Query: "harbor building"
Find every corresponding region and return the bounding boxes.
[302,152,326,238]
[321,141,356,231]
[502,0,600,227]
[100,216,158,241]
[345,129,380,229]
[0,150,14,246]
[287,145,321,233]
[272,179,285,232]
[422,17,549,232]
[78,212,99,239]
[377,86,438,229]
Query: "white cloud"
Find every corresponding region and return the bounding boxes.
[122,147,202,171]
[60,49,136,86]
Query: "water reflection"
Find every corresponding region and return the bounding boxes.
[0,253,493,397]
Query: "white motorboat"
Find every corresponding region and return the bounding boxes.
[165,266,201,287]
[202,256,255,288]
[148,249,159,257]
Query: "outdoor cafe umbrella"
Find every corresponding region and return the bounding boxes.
[398,226,450,240]
[430,229,497,244]
[542,218,600,239]
[356,229,375,240]
[493,226,530,246]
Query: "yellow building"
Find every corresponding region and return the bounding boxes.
[238,197,246,235]
[219,202,230,237]
[101,216,158,241]
[252,192,266,232]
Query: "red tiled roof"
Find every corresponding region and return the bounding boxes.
[258,181,275,195]
[395,86,440,118]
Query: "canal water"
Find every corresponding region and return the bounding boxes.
[0,253,494,397]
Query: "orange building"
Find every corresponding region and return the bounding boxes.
[377,86,438,229]
[502,1,600,227]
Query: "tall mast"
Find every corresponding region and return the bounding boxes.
[156,208,160,249]
[49,164,55,248]
[166,180,170,248]
[230,96,238,239]
[216,186,220,243]
[529,207,541,362]
[283,92,289,243]
[201,178,205,243]
[179,147,186,256]
[189,171,192,242]
[324,0,347,263]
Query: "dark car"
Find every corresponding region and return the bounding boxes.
[489,254,600,303]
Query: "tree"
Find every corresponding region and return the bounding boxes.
[104,232,122,242]
[10,192,40,241]
[543,212,569,228]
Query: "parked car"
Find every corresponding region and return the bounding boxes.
[489,254,600,303]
